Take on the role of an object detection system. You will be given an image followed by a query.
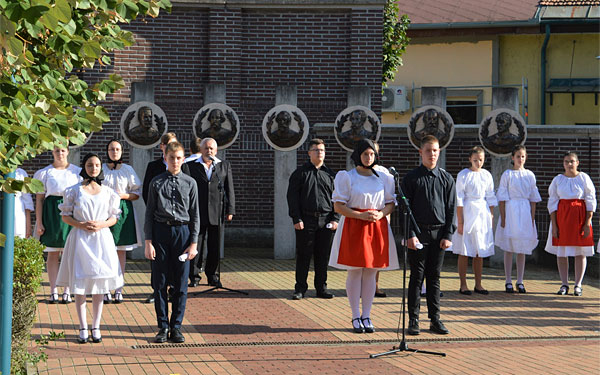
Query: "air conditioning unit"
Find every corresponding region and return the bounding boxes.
[382,85,410,113]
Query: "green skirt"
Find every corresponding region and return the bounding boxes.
[40,195,72,248]
[110,200,138,246]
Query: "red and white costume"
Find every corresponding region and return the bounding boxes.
[544,173,596,257]
[329,169,399,270]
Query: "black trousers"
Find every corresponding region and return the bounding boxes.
[407,227,445,321]
[151,222,190,329]
[189,224,221,282]
[294,215,334,294]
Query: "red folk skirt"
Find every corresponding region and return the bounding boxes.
[552,199,594,246]
[337,209,390,268]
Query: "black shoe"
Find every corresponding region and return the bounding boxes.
[557,285,569,295]
[316,290,334,299]
[352,318,365,333]
[208,275,221,287]
[407,318,420,335]
[516,283,526,294]
[505,283,514,293]
[145,294,155,304]
[375,290,387,298]
[474,287,489,295]
[91,328,102,343]
[77,328,88,344]
[189,280,199,288]
[155,328,169,343]
[292,292,304,300]
[361,317,375,333]
[459,289,472,295]
[430,319,449,334]
[574,285,582,296]
[169,327,185,343]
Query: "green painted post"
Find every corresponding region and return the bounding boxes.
[0,171,16,374]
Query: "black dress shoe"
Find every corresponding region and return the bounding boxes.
[169,327,185,343]
[208,275,221,287]
[430,319,449,334]
[155,328,169,343]
[375,290,387,298]
[459,289,472,295]
[145,294,155,304]
[316,290,334,299]
[292,292,304,300]
[188,280,199,288]
[407,318,420,335]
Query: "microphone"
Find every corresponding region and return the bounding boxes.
[208,156,215,162]
[388,167,399,176]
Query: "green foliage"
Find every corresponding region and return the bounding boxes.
[383,0,410,86]
[0,0,172,194]
[11,237,46,374]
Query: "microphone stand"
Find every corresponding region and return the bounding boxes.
[196,159,248,296]
[370,169,445,358]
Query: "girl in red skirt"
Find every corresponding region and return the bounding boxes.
[545,152,596,296]
[329,139,399,333]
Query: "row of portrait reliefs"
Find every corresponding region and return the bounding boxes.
[117,101,526,157]
[408,105,526,156]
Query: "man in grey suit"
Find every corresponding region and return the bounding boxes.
[185,138,235,287]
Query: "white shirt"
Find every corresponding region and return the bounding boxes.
[33,164,82,197]
[547,172,596,213]
[195,155,221,180]
[15,168,34,238]
[102,164,142,196]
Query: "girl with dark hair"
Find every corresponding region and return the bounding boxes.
[56,153,123,344]
[34,144,82,304]
[450,146,497,295]
[102,139,143,303]
[495,145,541,294]
[329,139,398,334]
[545,152,596,296]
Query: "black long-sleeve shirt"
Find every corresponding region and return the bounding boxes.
[401,165,456,240]
[287,161,340,224]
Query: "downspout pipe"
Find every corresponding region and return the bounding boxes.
[541,24,551,125]
[0,171,15,375]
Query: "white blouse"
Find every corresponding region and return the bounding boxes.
[547,172,596,213]
[33,164,82,197]
[102,163,142,196]
[496,169,541,203]
[332,169,396,210]
[455,168,498,207]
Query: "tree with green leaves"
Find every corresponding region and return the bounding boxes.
[383,0,410,86]
[0,0,171,192]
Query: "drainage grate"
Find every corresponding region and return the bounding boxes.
[132,334,599,350]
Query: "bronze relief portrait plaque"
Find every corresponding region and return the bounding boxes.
[120,101,168,149]
[479,108,526,157]
[334,106,381,152]
[408,105,454,150]
[262,104,309,151]
[193,103,240,149]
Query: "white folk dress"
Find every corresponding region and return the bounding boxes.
[329,169,399,270]
[449,168,498,257]
[56,184,124,295]
[494,169,542,254]
[102,163,143,251]
[33,164,82,252]
[544,173,597,257]
[14,168,34,238]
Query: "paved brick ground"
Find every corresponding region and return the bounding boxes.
[33,252,600,374]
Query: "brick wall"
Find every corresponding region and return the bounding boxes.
[21,5,383,230]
